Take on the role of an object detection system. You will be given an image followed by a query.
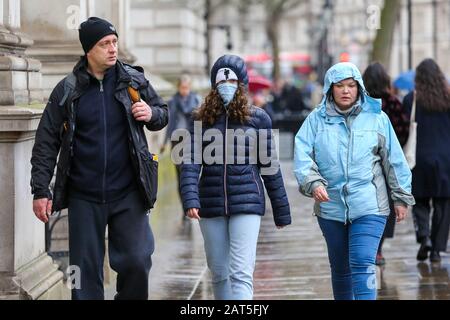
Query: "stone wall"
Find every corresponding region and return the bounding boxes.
[0,0,67,300]
[129,0,207,88]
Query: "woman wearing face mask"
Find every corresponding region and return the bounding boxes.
[294,62,415,300]
[180,54,291,300]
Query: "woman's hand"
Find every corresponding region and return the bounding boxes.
[313,186,329,202]
[394,205,408,222]
[186,208,201,220]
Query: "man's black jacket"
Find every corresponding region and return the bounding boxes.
[30,57,168,212]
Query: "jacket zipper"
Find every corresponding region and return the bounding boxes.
[100,80,107,203]
[343,119,351,225]
[224,112,229,216]
[69,99,76,158]
[66,92,80,179]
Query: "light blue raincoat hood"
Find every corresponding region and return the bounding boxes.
[319,62,381,114]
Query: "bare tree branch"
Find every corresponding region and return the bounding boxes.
[206,0,305,82]
[371,0,401,69]
[259,0,306,82]
[282,0,304,12]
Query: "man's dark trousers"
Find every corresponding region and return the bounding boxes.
[68,190,154,300]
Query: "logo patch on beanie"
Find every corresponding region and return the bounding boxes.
[109,26,116,32]
[216,68,238,84]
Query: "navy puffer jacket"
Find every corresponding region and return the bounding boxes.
[180,106,291,226]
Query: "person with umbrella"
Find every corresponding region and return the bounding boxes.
[393,70,415,92]
[248,69,275,121]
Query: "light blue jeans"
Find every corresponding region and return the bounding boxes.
[199,214,261,300]
[317,214,387,300]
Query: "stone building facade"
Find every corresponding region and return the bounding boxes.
[207,0,449,78]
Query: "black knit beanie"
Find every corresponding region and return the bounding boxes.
[79,17,118,53]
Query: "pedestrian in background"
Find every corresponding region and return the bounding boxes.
[161,74,201,212]
[294,62,415,300]
[181,54,291,300]
[403,58,450,263]
[251,89,275,121]
[363,62,410,265]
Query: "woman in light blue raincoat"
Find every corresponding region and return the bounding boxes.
[293,62,415,300]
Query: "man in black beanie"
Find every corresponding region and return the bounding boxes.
[30,17,168,300]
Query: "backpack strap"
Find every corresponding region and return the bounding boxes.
[57,72,77,136]
[58,72,77,107]
[123,64,148,102]
[123,64,145,76]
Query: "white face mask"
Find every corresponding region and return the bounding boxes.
[217,82,238,107]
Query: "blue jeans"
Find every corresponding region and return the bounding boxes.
[317,214,387,300]
[199,214,261,300]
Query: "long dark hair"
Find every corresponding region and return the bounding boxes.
[193,83,250,125]
[415,58,450,112]
[362,62,391,99]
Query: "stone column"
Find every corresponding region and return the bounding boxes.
[21,0,87,100]
[0,0,67,299]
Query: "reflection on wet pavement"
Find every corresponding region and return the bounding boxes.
[147,198,208,300]
[106,160,450,300]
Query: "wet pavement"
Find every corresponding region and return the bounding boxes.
[106,160,450,300]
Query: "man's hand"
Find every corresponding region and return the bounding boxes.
[394,205,408,222]
[33,198,52,223]
[131,101,152,122]
[313,186,329,202]
[186,208,201,220]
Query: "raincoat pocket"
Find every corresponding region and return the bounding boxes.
[314,129,339,166]
[352,130,378,164]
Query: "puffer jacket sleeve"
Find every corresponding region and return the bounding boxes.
[257,109,291,227]
[30,80,65,200]
[293,110,328,197]
[378,112,415,206]
[180,119,202,212]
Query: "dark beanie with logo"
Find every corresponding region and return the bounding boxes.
[79,17,118,53]
[210,54,248,88]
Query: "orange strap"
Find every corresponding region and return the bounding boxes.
[127,87,141,103]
